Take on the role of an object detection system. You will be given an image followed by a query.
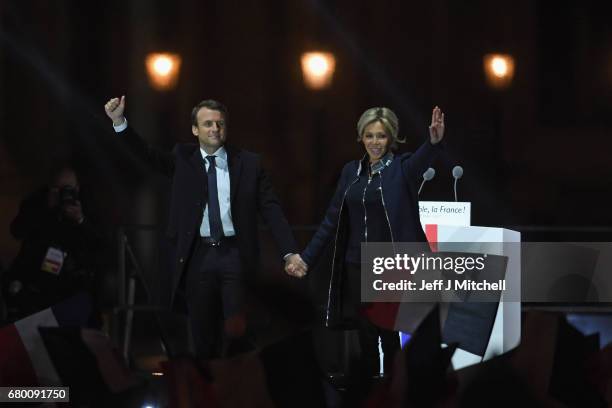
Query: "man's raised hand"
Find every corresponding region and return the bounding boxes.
[104,95,126,126]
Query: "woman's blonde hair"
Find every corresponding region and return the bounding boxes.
[356,107,405,150]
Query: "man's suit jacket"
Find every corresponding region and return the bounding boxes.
[121,126,298,307]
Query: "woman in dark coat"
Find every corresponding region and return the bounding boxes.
[287,106,445,376]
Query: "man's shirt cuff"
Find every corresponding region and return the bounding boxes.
[113,118,128,133]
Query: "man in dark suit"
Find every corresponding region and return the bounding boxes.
[104,96,304,358]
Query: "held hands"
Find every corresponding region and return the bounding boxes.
[104,95,126,126]
[285,254,308,278]
[428,106,445,144]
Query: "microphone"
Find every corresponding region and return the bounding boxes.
[418,167,435,196]
[452,165,463,202]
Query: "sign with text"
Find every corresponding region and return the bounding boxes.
[419,201,471,227]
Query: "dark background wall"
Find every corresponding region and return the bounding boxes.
[1,0,612,267]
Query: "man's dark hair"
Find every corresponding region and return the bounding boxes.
[191,99,229,126]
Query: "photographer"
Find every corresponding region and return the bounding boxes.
[4,166,103,320]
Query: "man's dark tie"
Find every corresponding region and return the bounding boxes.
[206,155,223,241]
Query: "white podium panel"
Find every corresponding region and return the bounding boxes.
[430,225,521,369]
[413,201,521,369]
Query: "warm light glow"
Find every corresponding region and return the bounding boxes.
[301,52,336,90]
[151,372,164,376]
[490,57,508,77]
[483,54,515,89]
[153,57,173,76]
[307,55,329,76]
[145,53,182,91]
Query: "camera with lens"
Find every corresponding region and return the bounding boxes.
[59,186,79,205]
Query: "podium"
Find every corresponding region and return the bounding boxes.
[416,201,521,369]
